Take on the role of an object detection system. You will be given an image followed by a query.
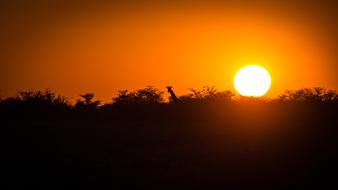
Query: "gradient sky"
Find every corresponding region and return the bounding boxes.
[1,0,337,102]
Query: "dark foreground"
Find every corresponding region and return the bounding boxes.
[2,101,338,189]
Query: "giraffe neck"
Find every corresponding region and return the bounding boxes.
[169,90,178,100]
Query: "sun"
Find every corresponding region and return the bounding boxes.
[234,65,271,97]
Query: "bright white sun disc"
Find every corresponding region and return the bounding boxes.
[234,65,271,97]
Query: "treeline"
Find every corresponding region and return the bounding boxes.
[2,86,338,188]
[0,86,337,111]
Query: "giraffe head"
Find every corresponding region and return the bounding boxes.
[166,86,173,92]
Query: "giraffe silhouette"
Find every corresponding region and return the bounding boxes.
[167,86,181,103]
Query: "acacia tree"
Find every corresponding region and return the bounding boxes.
[75,93,100,109]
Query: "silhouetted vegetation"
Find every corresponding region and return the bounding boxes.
[1,86,338,189]
[113,86,164,105]
[276,87,338,102]
[1,86,336,110]
[178,86,235,103]
[0,89,70,115]
[75,93,101,110]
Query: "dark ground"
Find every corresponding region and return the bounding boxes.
[1,101,338,189]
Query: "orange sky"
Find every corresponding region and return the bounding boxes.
[1,1,337,102]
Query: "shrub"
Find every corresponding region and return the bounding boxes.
[277,87,338,102]
[113,86,164,105]
[75,93,101,110]
[179,86,235,102]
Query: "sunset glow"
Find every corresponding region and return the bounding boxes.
[0,1,337,102]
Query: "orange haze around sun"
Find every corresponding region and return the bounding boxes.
[0,3,336,103]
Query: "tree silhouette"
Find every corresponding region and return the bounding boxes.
[113,86,163,105]
[277,87,338,102]
[0,89,69,116]
[179,86,235,102]
[12,89,69,109]
[75,93,100,109]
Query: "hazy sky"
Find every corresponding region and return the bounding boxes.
[1,0,337,102]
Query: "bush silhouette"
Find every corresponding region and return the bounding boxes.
[1,86,337,111]
[179,86,235,103]
[276,87,338,102]
[1,89,69,110]
[113,86,163,105]
[75,93,101,110]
